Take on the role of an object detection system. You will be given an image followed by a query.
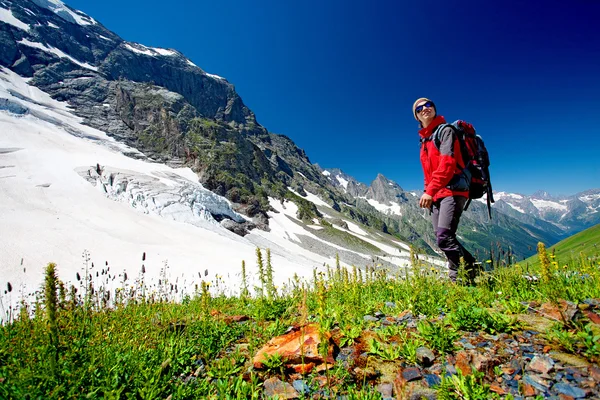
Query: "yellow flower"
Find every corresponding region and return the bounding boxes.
[486,260,492,264]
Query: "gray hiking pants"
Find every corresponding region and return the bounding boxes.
[432,196,475,282]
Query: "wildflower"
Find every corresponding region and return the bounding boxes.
[486,260,492,264]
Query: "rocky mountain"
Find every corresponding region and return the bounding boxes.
[493,190,600,235]
[1,0,596,273]
[320,169,574,260]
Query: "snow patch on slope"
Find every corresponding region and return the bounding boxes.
[124,43,156,56]
[531,199,567,211]
[366,198,402,216]
[336,175,349,189]
[288,188,332,209]
[30,0,97,26]
[495,192,524,200]
[580,194,600,203]
[18,39,98,71]
[505,202,525,213]
[0,6,31,31]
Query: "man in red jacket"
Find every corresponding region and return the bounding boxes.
[413,97,475,282]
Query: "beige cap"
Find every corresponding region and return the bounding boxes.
[412,97,435,120]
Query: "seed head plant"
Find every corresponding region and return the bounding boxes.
[538,242,551,283]
[256,247,265,297]
[240,260,250,300]
[44,262,60,379]
[266,248,276,299]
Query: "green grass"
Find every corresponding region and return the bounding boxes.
[524,223,600,268]
[0,240,599,399]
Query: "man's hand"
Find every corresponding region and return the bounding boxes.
[419,193,433,209]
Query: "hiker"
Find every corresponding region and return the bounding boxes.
[413,97,476,282]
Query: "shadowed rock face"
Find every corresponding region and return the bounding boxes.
[1,0,258,128]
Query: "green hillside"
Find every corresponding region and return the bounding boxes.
[524,222,600,267]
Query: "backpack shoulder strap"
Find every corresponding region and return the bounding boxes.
[431,123,455,147]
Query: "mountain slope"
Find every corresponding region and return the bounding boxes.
[523,223,600,268]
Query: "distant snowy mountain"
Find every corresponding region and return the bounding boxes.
[321,169,598,259]
[491,190,600,234]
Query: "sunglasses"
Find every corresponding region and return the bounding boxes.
[415,101,434,114]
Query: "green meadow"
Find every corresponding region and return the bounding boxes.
[1,238,599,399]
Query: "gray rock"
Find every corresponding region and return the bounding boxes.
[385,301,396,308]
[220,219,255,236]
[527,355,554,374]
[406,384,437,400]
[524,374,550,393]
[423,374,441,388]
[443,363,457,376]
[416,347,435,367]
[397,311,414,323]
[364,315,379,323]
[461,341,476,350]
[402,367,422,382]
[292,380,310,395]
[263,377,299,399]
[375,382,393,398]
[552,382,586,398]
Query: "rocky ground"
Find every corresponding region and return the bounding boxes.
[189,299,600,399]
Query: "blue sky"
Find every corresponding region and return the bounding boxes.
[68,0,600,196]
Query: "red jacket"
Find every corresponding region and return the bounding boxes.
[419,116,469,201]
